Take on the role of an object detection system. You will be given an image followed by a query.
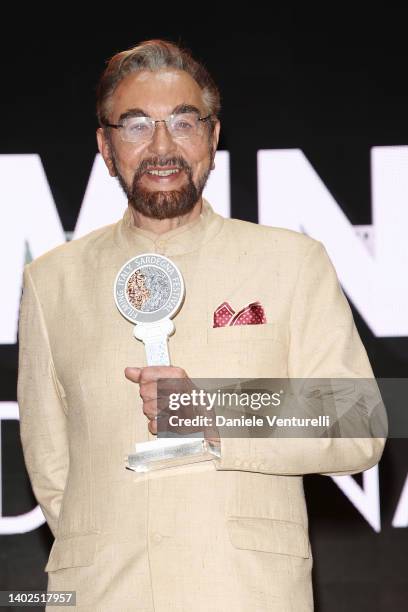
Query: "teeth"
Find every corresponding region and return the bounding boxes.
[147,169,180,176]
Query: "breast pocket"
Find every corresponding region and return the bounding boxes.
[207,323,279,344]
[206,323,288,378]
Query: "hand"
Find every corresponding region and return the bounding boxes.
[124,365,220,444]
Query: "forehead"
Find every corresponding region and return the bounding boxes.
[110,69,205,119]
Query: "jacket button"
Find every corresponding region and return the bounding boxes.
[234,459,241,467]
[152,533,162,543]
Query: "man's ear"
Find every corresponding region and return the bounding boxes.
[96,127,117,177]
[210,120,221,170]
[212,119,221,153]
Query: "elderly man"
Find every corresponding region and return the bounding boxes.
[17,39,385,611]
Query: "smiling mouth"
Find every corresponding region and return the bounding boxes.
[145,168,182,176]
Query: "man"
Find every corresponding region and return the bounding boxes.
[17,39,385,611]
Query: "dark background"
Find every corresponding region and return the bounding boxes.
[1,8,407,611]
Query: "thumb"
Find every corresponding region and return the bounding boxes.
[124,366,142,382]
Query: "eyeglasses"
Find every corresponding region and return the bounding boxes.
[102,112,212,144]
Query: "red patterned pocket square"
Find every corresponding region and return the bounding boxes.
[213,301,267,327]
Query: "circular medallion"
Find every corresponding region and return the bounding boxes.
[114,253,185,324]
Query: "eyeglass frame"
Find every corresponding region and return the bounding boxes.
[101,111,213,143]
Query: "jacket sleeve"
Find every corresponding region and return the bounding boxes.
[213,240,386,476]
[17,264,69,537]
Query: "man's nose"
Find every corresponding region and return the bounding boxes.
[147,121,177,156]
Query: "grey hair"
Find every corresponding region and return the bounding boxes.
[96,39,221,127]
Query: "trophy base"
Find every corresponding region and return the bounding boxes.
[126,437,220,473]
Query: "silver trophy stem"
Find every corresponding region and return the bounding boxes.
[133,320,174,366]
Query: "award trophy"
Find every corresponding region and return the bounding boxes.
[114,253,220,473]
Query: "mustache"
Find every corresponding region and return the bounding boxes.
[135,156,192,176]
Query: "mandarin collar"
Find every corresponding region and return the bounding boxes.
[113,198,224,257]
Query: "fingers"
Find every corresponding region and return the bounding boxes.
[124,367,141,382]
[125,366,185,381]
[126,374,169,424]
[148,417,158,435]
[125,365,191,436]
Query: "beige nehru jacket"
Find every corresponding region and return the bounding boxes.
[17,199,385,612]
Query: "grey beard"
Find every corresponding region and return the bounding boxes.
[112,155,212,221]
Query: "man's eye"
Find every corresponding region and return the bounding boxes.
[173,120,193,130]
[127,122,149,132]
